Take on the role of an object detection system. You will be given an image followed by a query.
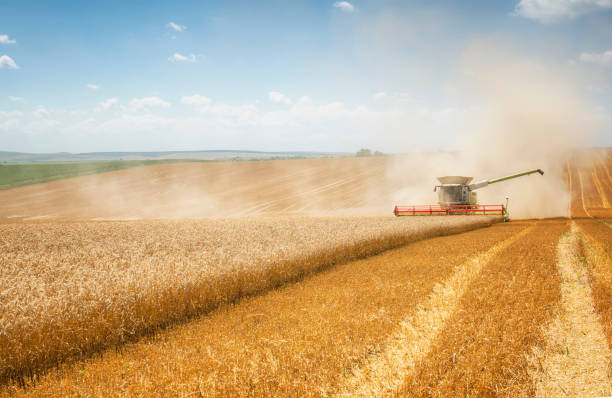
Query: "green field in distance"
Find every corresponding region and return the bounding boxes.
[0,160,209,190]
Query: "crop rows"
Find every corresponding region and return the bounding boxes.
[2,220,523,397]
[577,220,612,348]
[568,150,612,218]
[399,221,567,396]
[0,157,394,220]
[0,215,496,385]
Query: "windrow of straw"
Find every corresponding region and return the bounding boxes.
[529,222,611,397]
[0,215,497,385]
[399,220,567,397]
[577,219,612,348]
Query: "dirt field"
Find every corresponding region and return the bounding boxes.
[568,148,612,218]
[1,150,611,396]
[0,157,398,220]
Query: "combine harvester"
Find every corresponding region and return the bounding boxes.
[394,169,544,221]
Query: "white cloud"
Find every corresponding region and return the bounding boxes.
[372,91,417,103]
[167,22,186,32]
[0,110,23,118]
[87,83,100,90]
[298,96,312,104]
[181,94,213,106]
[373,92,387,101]
[333,1,355,12]
[268,91,292,105]
[0,34,16,44]
[0,55,19,69]
[127,97,171,111]
[0,94,499,153]
[8,96,25,102]
[514,0,612,22]
[98,97,119,110]
[579,50,612,66]
[168,53,197,63]
[32,106,50,118]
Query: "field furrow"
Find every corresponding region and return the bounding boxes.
[576,220,612,349]
[333,224,534,397]
[592,170,610,208]
[1,222,524,397]
[529,222,611,397]
[399,221,567,397]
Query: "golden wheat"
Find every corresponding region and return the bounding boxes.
[576,219,612,348]
[0,215,496,385]
[399,220,566,397]
[2,219,520,397]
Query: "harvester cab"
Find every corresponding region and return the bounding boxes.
[394,169,544,220]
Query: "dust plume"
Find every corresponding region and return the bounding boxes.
[0,48,600,221]
[388,42,599,219]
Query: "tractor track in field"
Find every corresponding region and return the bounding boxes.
[334,224,535,397]
[566,161,572,218]
[0,157,396,220]
[529,222,612,397]
[592,170,610,208]
[577,221,612,349]
[399,220,569,397]
[578,171,593,218]
[237,165,386,216]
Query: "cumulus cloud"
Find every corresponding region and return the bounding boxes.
[373,92,387,100]
[0,92,474,153]
[514,0,612,22]
[372,91,417,102]
[579,50,612,66]
[32,106,50,118]
[168,53,197,63]
[0,34,16,44]
[0,55,19,69]
[268,91,292,105]
[167,22,186,32]
[87,83,100,90]
[181,94,213,106]
[127,97,170,111]
[0,110,23,118]
[98,97,119,110]
[333,1,355,12]
[8,96,25,102]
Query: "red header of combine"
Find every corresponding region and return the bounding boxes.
[394,204,505,216]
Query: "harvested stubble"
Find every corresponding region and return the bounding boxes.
[1,220,523,397]
[576,219,612,348]
[0,215,497,385]
[529,222,612,397]
[568,163,590,218]
[399,220,567,397]
[569,155,612,218]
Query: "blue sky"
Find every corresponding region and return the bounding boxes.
[0,0,611,153]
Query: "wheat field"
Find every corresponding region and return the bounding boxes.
[0,215,496,385]
[1,151,611,396]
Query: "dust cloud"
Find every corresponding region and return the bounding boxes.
[387,43,598,219]
[0,47,600,221]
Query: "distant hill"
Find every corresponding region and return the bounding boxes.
[0,150,349,163]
